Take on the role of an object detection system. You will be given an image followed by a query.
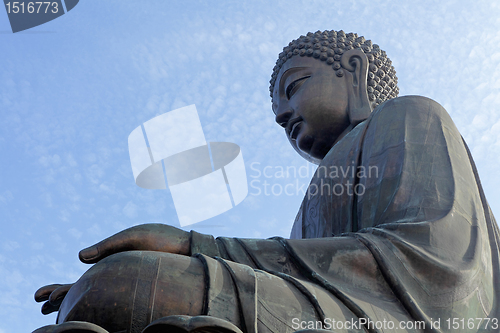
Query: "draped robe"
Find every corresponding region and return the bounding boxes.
[191,96,500,333]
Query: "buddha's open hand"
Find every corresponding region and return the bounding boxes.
[78,223,190,264]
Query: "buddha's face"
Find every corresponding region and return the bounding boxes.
[272,56,351,160]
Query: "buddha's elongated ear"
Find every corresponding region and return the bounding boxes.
[340,49,372,125]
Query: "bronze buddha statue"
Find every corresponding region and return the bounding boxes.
[34,30,500,333]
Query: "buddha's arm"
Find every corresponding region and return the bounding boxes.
[195,233,385,295]
[190,231,412,327]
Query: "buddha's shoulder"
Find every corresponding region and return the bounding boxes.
[370,95,454,125]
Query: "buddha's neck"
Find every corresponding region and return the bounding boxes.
[332,124,355,146]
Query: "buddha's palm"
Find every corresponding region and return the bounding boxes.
[34,223,191,314]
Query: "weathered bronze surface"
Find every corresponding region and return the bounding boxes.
[33,30,500,333]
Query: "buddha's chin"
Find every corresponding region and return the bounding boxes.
[297,135,332,160]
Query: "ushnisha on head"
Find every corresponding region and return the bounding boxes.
[270,30,399,164]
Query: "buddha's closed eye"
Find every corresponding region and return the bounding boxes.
[286,76,310,100]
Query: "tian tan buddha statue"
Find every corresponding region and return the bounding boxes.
[33,30,500,333]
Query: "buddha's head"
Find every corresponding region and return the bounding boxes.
[270,30,399,164]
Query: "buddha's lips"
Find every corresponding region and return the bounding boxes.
[287,116,303,140]
[290,121,303,141]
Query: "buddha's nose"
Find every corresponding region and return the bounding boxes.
[275,109,293,128]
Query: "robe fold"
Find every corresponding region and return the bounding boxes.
[192,96,500,333]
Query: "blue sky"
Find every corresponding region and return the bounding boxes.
[1,1,500,332]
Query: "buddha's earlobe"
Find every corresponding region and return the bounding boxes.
[340,49,372,125]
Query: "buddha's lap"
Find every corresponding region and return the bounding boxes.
[56,251,362,333]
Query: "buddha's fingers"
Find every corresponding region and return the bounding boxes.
[48,284,73,306]
[78,223,190,264]
[34,284,63,302]
[35,283,74,314]
[41,301,59,315]
[78,229,141,264]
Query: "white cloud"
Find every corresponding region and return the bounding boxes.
[2,241,20,252]
[31,242,44,250]
[123,201,138,218]
[68,228,83,240]
[0,191,13,205]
